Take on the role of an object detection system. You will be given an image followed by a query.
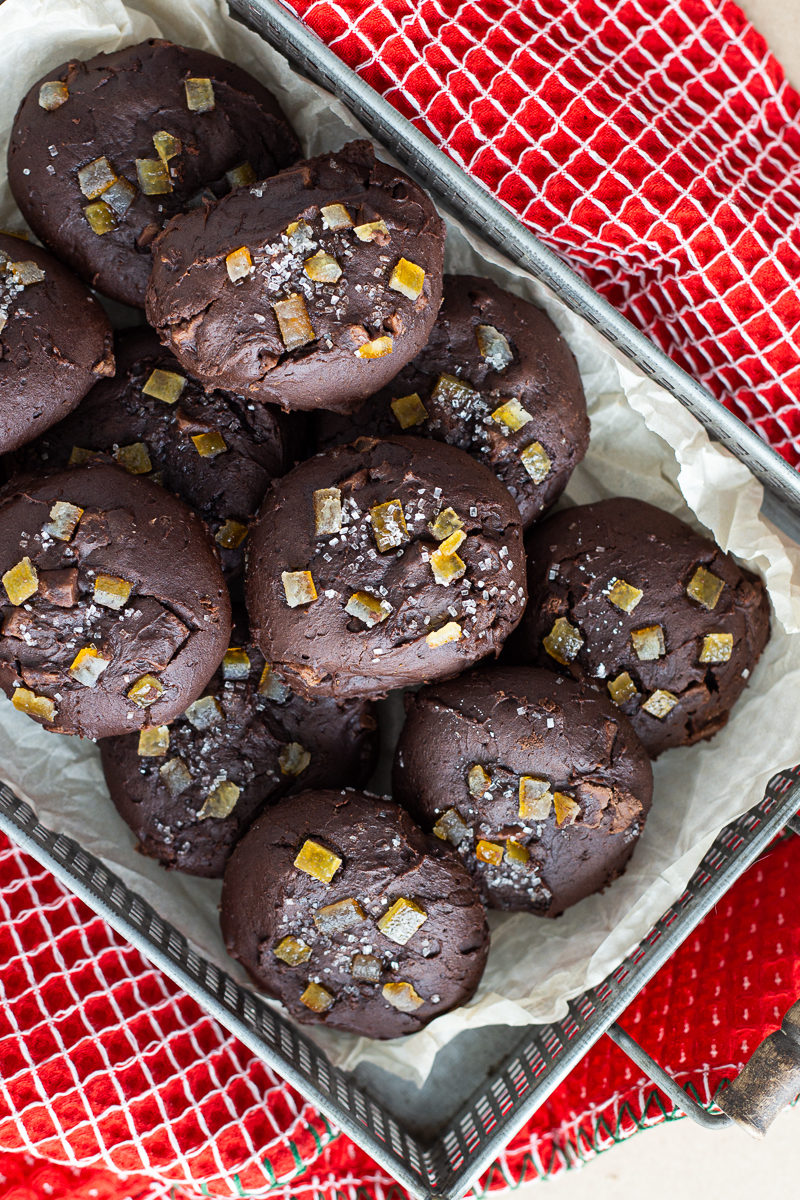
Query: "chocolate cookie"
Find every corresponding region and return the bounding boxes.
[12,328,302,578]
[0,462,230,738]
[220,788,490,1038]
[510,498,770,756]
[8,40,301,307]
[100,634,377,877]
[0,234,114,453]
[146,141,446,414]
[393,666,653,915]
[317,275,589,527]
[245,436,527,699]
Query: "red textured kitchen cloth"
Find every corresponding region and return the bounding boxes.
[1,825,799,1199]
[3,0,800,1195]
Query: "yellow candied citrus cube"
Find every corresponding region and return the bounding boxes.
[43,500,83,542]
[225,246,253,284]
[138,725,170,757]
[184,694,223,730]
[197,780,240,820]
[351,953,381,981]
[430,545,466,586]
[281,570,317,608]
[103,178,137,216]
[12,687,56,723]
[114,442,152,475]
[642,689,678,719]
[77,156,117,200]
[69,645,110,687]
[345,591,391,628]
[3,557,38,606]
[686,565,725,610]
[431,373,481,410]
[135,157,172,195]
[506,838,530,864]
[314,897,365,934]
[382,981,424,1012]
[519,776,552,820]
[543,616,583,665]
[606,578,643,613]
[142,368,186,404]
[159,756,191,796]
[84,201,117,236]
[127,674,164,708]
[554,792,580,827]
[304,250,342,283]
[608,671,638,705]
[226,162,256,189]
[274,936,312,966]
[215,519,248,549]
[699,632,733,664]
[222,648,251,681]
[428,507,463,541]
[390,392,428,429]
[389,257,425,300]
[491,398,533,432]
[432,807,470,846]
[353,218,389,241]
[257,663,288,702]
[68,446,93,466]
[377,897,427,945]
[426,621,462,648]
[191,431,227,458]
[520,441,551,484]
[356,335,394,360]
[300,981,335,1013]
[468,763,490,797]
[273,293,315,350]
[476,324,513,371]
[278,741,311,777]
[313,487,342,536]
[152,130,181,164]
[320,203,352,230]
[184,77,216,113]
[294,838,342,884]
[93,574,131,610]
[369,498,408,552]
[38,80,69,110]
[475,839,504,866]
[631,624,665,661]
[8,261,45,287]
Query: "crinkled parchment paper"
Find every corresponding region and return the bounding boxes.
[2,0,800,1087]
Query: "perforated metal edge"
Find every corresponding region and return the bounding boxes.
[2,773,798,1199]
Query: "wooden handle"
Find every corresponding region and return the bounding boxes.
[717,999,800,1137]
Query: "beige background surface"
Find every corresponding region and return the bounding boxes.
[510,0,800,1195]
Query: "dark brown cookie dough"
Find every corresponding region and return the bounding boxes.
[0,233,114,453]
[245,436,527,699]
[8,40,301,307]
[510,498,770,756]
[146,141,446,414]
[220,788,490,1038]
[316,275,589,527]
[0,462,230,738]
[11,328,304,578]
[393,666,653,915]
[100,635,378,877]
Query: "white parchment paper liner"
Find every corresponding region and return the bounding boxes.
[1,0,799,1086]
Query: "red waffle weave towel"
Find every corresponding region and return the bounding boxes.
[3,0,800,1196]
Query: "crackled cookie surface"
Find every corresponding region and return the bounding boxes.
[393,666,653,914]
[245,436,526,698]
[0,233,114,453]
[0,463,230,738]
[8,40,300,307]
[146,141,446,413]
[13,329,302,578]
[220,788,489,1038]
[511,498,770,756]
[100,632,377,877]
[317,274,589,527]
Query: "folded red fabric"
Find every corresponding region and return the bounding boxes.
[3,0,800,1195]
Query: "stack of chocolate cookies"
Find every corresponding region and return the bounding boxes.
[0,39,771,1040]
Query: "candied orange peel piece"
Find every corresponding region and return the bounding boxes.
[3,558,38,606]
[274,936,312,966]
[127,675,164,708]
[294,839,341,884]
[520,442,551,484]
[313,487,342,536]
[12,687,56,723]
[273,293,315,351]
[382,981,424,1012]
[184,78,215,112]
[699,632,733,663]
[369,499,408,553]
[543,616,583,665]
[138,725,170,757]
[281,570,317,608]
[198,780,240,820]
[225,246,253,284]
[142,368,185,404]
[93,574,131,610]
[476,839,504,865]
[391,392,428,429]
[389,258,425,300]
[426,621,462,648]
[519,776,552,820]
[377,897,427,946]
[300,981,335,1013]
